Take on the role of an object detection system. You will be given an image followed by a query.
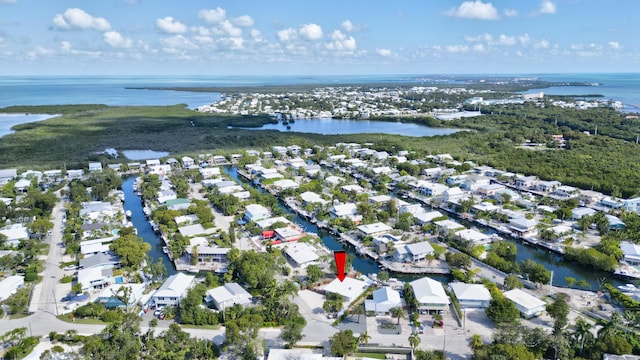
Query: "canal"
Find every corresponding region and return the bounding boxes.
[122,175,177,275]
[223,166,624,288]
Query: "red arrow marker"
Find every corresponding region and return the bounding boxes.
[334,250,347,282]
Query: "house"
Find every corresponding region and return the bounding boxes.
[165,198,191,211]
[364,287,402,316]
[274,226,304,242]
[199,167,221,179]
[515,176,537,189]
[79,253,121,270]
[606,214,626,231]
[67,169,84,179]
[624,197,640,213]
[420,183,447,197]
[186,246,230,266]
[433,220,465,236]
[413,210,444,225]
[442,187,464,202]
[509,217,538,238]
[272,179,299,191]
[503,289,546,318]
[409,277,450,312]
[245,204,271,222]
[157,190,178,204]
[455,229,492,246]
[357,222,393,238]
[181,156,195,167]
[94,283,146,310]
[571,207,596,220]
[369,195,392,207]
[77,267,114,292]
[477,184,506,197]
[0,275,24,301]
[205,283,253,310]
[178,224,207,238]
[536,180,561,193]
[283,242,319,268]
[0,168,17,185]
[446,175,467,186]
[553,185,579,199]
[300,191,328,207]
[80,201,116,221]
[325,175,344,186]
[449,282,491,309]
[13,179,31,193]
[88,162,103,172]
[372,233,401,253]
[462,175,491,192]
[0,224,29,246]
[472,202,499,214]
[372,166,393,175]
[175,214,198,226]
[621,242,640,265]
[405,241,435,262]
[152,273,196,307]
[423,167,442,178]
[330,203,361,223]
[322,277,370,305]
[255,216,292,230]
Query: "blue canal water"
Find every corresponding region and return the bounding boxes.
[122,176,176,275]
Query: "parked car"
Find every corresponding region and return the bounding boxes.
[153,309,162,317]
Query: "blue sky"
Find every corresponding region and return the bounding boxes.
[0,0,637,75]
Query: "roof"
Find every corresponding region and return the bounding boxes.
[284,242,319,265]
[405,241,434,255]
[503,289,546,310]
[357,222,393,235]
[434,219,464,231]
[322,277,369,301]
[372,286,401,305]
[205,282,252,308]
[78,267,113,287]
[449,282,491,302]
[409,277,450,305]
[0,169,17,179]
[0,224,29,241]
[455,229,491,242]
[178,224,206,237]
[79,252,120,269]
[154,273,195,299]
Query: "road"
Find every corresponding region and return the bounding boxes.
[28,188,71,316]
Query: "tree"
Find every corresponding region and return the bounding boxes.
[109,229,151,270]
[408,332,421,349]
[279,321,304,349]
[546,296,569,334]
[469,334,483,350]
[306,264,323,283]
[330,330,358,356]
[486,297,520,324]
[390,306,405,325]
[27,218,53,239]
[520,259,551,285]
[503,275,523,290]
[572,318,594,356]
[358,330,371,345]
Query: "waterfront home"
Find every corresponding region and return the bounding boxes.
[462,175,491,192]
[476,184,506,197]
[148,164,171,176]
[552,185,580,199]
[77,267,114,292]
[620,242,640,265]
[373,233,401,253]
[322,277,370,305]
[67,169,84,179]
[178,224,207,238]
[272,179,299,191]
[325,175,345,186]
[405,241,435,262]
[152,273,196,307]
[536,180,561,193]
[175,214,198,226]
[181,156,195,168]
[255,216,292,230]
[79,252,121,270]
[442,187,464,203]
[80,201,117,221]
[515,175,537,190]
[413,210,445,225]
[420,182,447,197]
[365,287,402,316]
[0,275,24,301]
[95,283,145,310]
[471,202,499,214]
[157,189,178,204]
[282,241,319,268]
[600,197,624,210]
[205,283,253,310]
[399,203,423,217]
[232,191,251,200]
[433,220,465,236]
[187,246,230,266]
[455,229,492,246]
[0,224,29,246]
[88,162,103,172]
[199,167,221,179]
[357,222,393,238]
[503,289,546,319]
[624,197,640,213]
[274,226,304,242]
[606,214,626,231]
[300,191,329,207]
[409,277,450,313]
[244,204,271,222]
[212,155,227,165]
[330,203,361,223]
[571,207,596,220]
[449,282,491,309]
[165,198,191,211]
[509,217,538,238]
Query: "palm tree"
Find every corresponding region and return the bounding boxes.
[358,331,371,345]
[408,332,421,349]
[352,304,365,322]
[390,306,405,325]
[573,318,593,355]
[469,334,483,350]
[161,305,176,320]
[624,310,637,334]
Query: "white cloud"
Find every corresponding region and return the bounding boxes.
[199,8,226,24]
[533,39,549,49]
[324,30,356,53]
[250,29,262,41]
[473,44,485,52]
[53,8,111,31]
[299,23,323,41]
[496,34,516,46]
[104,31,132,48]
[538,0,557,14]
[608,41,621,50]
[445,45,469,53]
[342,20,354,32]
[60,41,72,52]
[220,37,244,49]
[446,1,499,20]
[155,17,187,34]
[0,0,17,4]
[518,33,530,46]
[277,28,297,42]
[191,26,210,37]
[220,20,242,37]
[232,15,254,27]
[161,35,198,52]
[504,9,518,17]
[464,33,492,42]
[376,48,392,57]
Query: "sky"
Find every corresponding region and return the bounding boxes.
[0,0,638,75]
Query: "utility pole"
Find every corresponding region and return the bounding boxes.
[52,290,59,317]
[549,270,554,296]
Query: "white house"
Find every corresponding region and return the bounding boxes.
[77,267,114,292]
[205,283,253,310]
[571,207,596,220]
[0,275,24,301]
[323,277,370,305]
[244,204,271,222]
[621,241,640,265]
[178,224,207,238]
[449,282,491,309]
[455,229,492,246]
[330,203,362,223]
[433,219,465,235]
[152,273,196,307]
[283,242,319,268]
[405,241,435,262]
[357,222,393,238]
[503,289,546,319]
[443,187,464,202]
[272,179,299,191]
[364,287,402,316]
[0,224,29,246]
[300,191,328,206]
[410,277,450,312]
[88,162,103,172]
[509,218,538,238]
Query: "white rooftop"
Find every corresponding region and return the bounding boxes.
[503,289,546,310]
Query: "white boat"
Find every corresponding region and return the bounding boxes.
[162,246,169,254]
[186,267,199,274]
[125,210,132,218]
[618,283,639,293]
